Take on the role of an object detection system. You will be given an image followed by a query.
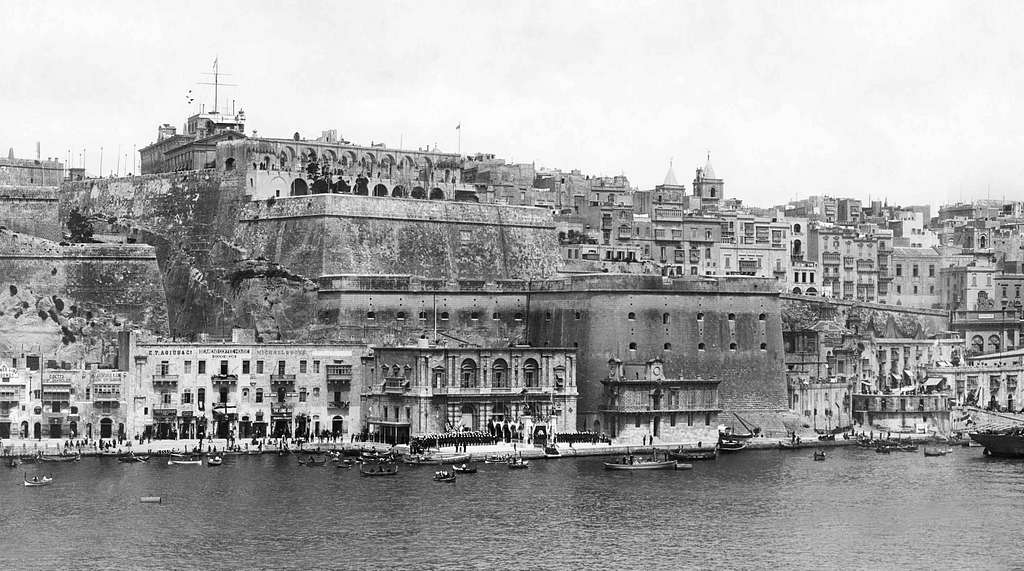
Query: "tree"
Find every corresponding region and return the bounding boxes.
[67,207,94,243]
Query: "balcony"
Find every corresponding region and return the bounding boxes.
[93,391,121,403]
[383,379,410,394]
[211,374,238,385]
[329,401,350,409]
[152,374,179,386]
[270,374,296,385]
[0,390,19,404]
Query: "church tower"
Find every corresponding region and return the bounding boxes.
[692,153,723,210]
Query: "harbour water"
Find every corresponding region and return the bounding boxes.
[3,447,1023,570]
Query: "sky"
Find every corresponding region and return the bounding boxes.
[3,0,1024,208]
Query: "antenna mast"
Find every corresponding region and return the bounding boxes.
[198,57,237,114]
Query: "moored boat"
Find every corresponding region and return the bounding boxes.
[452,463,477,474]
[922,446,951,457]
[207,456,223,466]
[39,453,80,463]
[669,446,718,461]
[718,439,747,453]
[970,427,1024,457]
[507,456,530,469]
[813,451,827,461]
[298,455,327,466]
[603,458,680,470]
[543,445,561,458]
[403,453,471,465]
[484,454,511,464]
[167,458,202,466]
[118,454,150,463]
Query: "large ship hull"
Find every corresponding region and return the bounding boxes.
[969,432,1024,457]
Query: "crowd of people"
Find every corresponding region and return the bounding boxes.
[554,431,610,445]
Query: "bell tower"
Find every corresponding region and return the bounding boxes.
[692,152,723,210]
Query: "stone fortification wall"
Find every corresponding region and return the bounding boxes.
[0,230,167,364]
[0,185,60,240]
[526,275,788,429]
[60,172,562,340]
[311,274,788,430]
[239,194,561,281]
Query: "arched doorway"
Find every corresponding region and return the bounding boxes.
[460,404,476,431]
[429,187,445,200]
[100,418,113,438]
[332,415,344,435]
[296,415,308,438]
[411,186,426,199]
[69,421,78,438]
[290,178,308,196]
[21,421,29,438]
[86,423,92,438]
[391,185,407,198]
[792,287,802,294]
[593,419,601,434]
[33,422,41,439]
[372,183,388,196]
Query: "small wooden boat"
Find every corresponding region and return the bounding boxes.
[118,454,150,463]
[23,474,53,487]
[167,458,202,466]
[298,455,327,466]
[403,453,471,466]
[543,445,561,458]
[484,454,511,464]
[452,463,477,474]
[507,457,530,469]
[923,446,951,457]
[718,440,747,453]
[39,453,80,463]
[670,446,718,461]
[207,456,223,466]
[778,441,801,450]
[875,446,893,454]
[433,470,457,482]
[602,459,679,471]
[359,462,399,477]
[813,451,827,461]
[897,444,919,452]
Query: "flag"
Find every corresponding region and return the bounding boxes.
[455,123,461,130]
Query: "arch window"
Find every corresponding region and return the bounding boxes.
[728,313,736,321]
[366,311,376,320]
[491,359,508,388]
[492,312,501,320]
[698,343,706,351]
[760,343,767,351]
[627,312,636,320]
[628,342,638,351]
[663,343,672,351]
[729,343,738,351]
[514,313,524,322]
[523,358,540,387]
[662,313,670,324]
[440,311,450,320]
[989,335,1001,353]
[396,311,406,321]
[460,359,478,388]
[544,312,552,321]
[971,335,984,353]
[759,313,766,321]
[429,187,445,200]
[697,312,704,321]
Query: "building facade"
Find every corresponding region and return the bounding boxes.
[360,344,577,444]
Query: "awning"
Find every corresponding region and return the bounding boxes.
[903,370,913,381]
[924,378,945,388]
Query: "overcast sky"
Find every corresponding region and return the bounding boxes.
[3,0,1023,207]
